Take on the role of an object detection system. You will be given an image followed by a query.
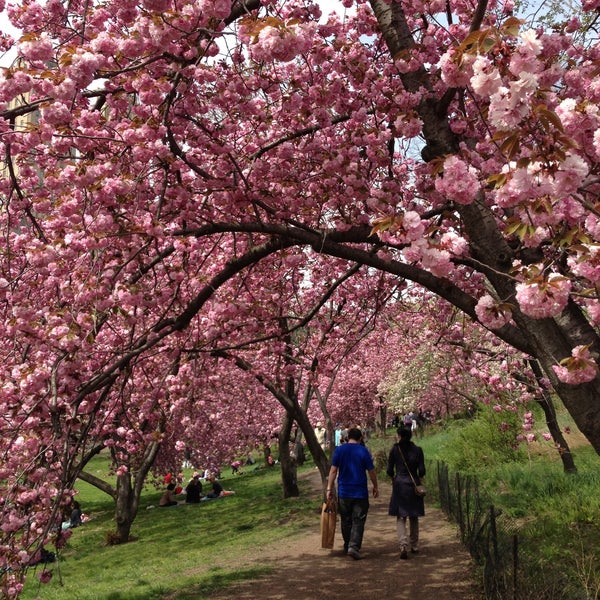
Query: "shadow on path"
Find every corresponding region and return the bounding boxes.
[207,474,482,600]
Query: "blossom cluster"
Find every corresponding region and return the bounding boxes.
[552,345,598,385]
[2,1,600,597]
[515,274,571,319]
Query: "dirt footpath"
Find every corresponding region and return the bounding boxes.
[207,473,482,600]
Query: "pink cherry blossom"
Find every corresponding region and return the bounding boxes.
[200,0,231,19]
[518,29,544,57]
[552,345,598,384]
[553,153,589,197]
[515,274,571,319]
[18,33,53,61]
[37,570,53,584]
[252,22,315,63]
[470,55,502,98]
[434,155,480,204]
[594,130,600,158]
[439,50,474,88]
[488,72,539,130]
[585,300,600,326]
[475,295,512,330]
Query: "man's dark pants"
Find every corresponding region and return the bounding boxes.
[338,497,369,552]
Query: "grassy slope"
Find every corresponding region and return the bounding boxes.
[21,409,600,599]
[21,459,320,600]
[417,405,600,598]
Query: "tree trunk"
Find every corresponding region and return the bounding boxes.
[375,399,388,436]
[538,395,577,474]
[114,472,135,543]
[292,427,306,466]
[292,406,330,489]
[527,361,577,474]
[77,437,162,544]
[279,411,299,498]
[77,463,139,544]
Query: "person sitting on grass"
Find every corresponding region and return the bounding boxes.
[61,499,84,529]
[159,483,179,507]
[185,473,204,504]
[70,500,83,527]
[203,472,235,499]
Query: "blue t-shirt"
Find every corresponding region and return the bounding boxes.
[332,443,375,499]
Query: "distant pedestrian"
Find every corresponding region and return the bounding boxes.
[334,425,343,446]
[314,421,327,451]
[326,427,379,560]
[387,427,426,559]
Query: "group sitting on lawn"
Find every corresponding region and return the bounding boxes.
[159,472,234,507]
[185,473,203,503]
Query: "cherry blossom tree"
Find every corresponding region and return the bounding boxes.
[210,257,403,492]
[325,318,403,431]
[2,0,600,596]
[376,297,577,471]
[74,352,283,544]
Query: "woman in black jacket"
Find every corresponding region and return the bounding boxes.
[387,426,426,559]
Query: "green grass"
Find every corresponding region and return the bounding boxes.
[21,460,320,600]
[21,415,600,599]
[419,405,600,599]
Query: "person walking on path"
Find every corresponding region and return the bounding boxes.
[387,426,426,559]
[326,427,379,560]
[315,422,327,452]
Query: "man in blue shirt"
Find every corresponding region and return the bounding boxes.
[326,427,379,559]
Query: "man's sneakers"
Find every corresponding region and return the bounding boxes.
[400,546,419,559]
[347,547,363,560]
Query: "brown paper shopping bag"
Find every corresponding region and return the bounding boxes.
[320,501,337,549]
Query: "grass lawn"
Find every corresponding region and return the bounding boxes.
[20,415,600,599]
[417,407,600,599]
[21,458,321,600]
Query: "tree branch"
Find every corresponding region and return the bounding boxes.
[78,470,117,499]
